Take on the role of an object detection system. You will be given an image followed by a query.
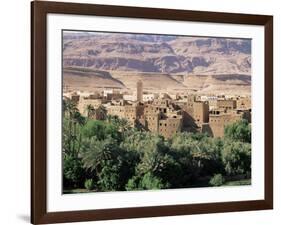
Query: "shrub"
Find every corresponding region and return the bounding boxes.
[126,173,169,191]
[63,154,84,188]
[224,119,251,143]
[170,132,224,182]
[84,179,95,190]
[209,174,225,186]
[126,176,140,191]
[63,116,252,192]
[97,161,123,191]
[81,137,132,191]
[222,141,251,176]
[140,173,169,190]
[82,120,121,142]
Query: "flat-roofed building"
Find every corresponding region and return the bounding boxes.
[216,99,237,110]
[159,116,182,139]
[237,97,251,110]
[143,94,157,102]
[181,96,209,129]
[77,98,107,116]
[193,101,209,125]
[107,103,144,125]
[207,110,247,137]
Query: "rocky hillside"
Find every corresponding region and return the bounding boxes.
[63,67,125,91]
[63,32,251,75]
[63,32,251,94]
[110,70,187,91]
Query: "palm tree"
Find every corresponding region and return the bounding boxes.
[107,114,116,123]
[63,98,78,118]
[106,114,112,122]
[63,98,85,157]
[85,104,95,119]
[96,105,107,120]
[119,118,130,133]
[192,145,211,170]
[81,137,118,175]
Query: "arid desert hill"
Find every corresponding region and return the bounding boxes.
[63,67,251,95]
[63,32,251,75]
[110,70,187,91]
[63,67,125,91]
[63,32,251,95]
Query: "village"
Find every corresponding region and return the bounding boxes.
[63,80,251,139]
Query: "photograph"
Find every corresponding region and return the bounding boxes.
[62,30,252,194]
[30,1,274,223]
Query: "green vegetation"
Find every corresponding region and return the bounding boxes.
[63,99,251,193]
[209,174,225,187]
[224,119,251,143]
[84,179,95,191]
[222,140,251,176]
[126,172,169,190]
[224,179,251,186]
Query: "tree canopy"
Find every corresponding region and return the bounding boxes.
[63,99,252,192]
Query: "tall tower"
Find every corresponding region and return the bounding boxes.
[136,80,143,102]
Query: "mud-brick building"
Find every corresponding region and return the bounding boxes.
[192,101,209,125]
[107,102,144,125]
[105,93,123,101]
[203,110,249,137]
[237,97,251,110]
[158,116,182,138]
[124,104,145,124]
[139,99,183,138]
[216,99,237,110]
[70,94,80,103]
[139,111,182,139]
[140,113,159,133]
[77,98,107,116]
[107,105,126,118]
[181,94,209,129]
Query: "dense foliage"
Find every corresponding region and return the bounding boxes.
[84,179,95,190]
[209,174,225,186]
[63,99,251,192]
[224,119,251,143]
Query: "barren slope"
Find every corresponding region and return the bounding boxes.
[63,67,125,91]
[63,32,251,75]
[110,71,187,91]
[62,32,252,95]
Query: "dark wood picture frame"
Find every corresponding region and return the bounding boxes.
[31,1,273,224]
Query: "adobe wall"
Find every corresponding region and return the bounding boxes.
[158,117,182,139]
[208,113,243,137]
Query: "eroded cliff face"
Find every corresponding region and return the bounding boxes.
[63,32,251,95]
[63,32,251,75]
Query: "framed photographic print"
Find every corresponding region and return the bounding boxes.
[31,1,273,224]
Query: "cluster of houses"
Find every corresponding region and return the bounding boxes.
[64,81,251,138]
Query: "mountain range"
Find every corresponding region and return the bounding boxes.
[63,32,251,95]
